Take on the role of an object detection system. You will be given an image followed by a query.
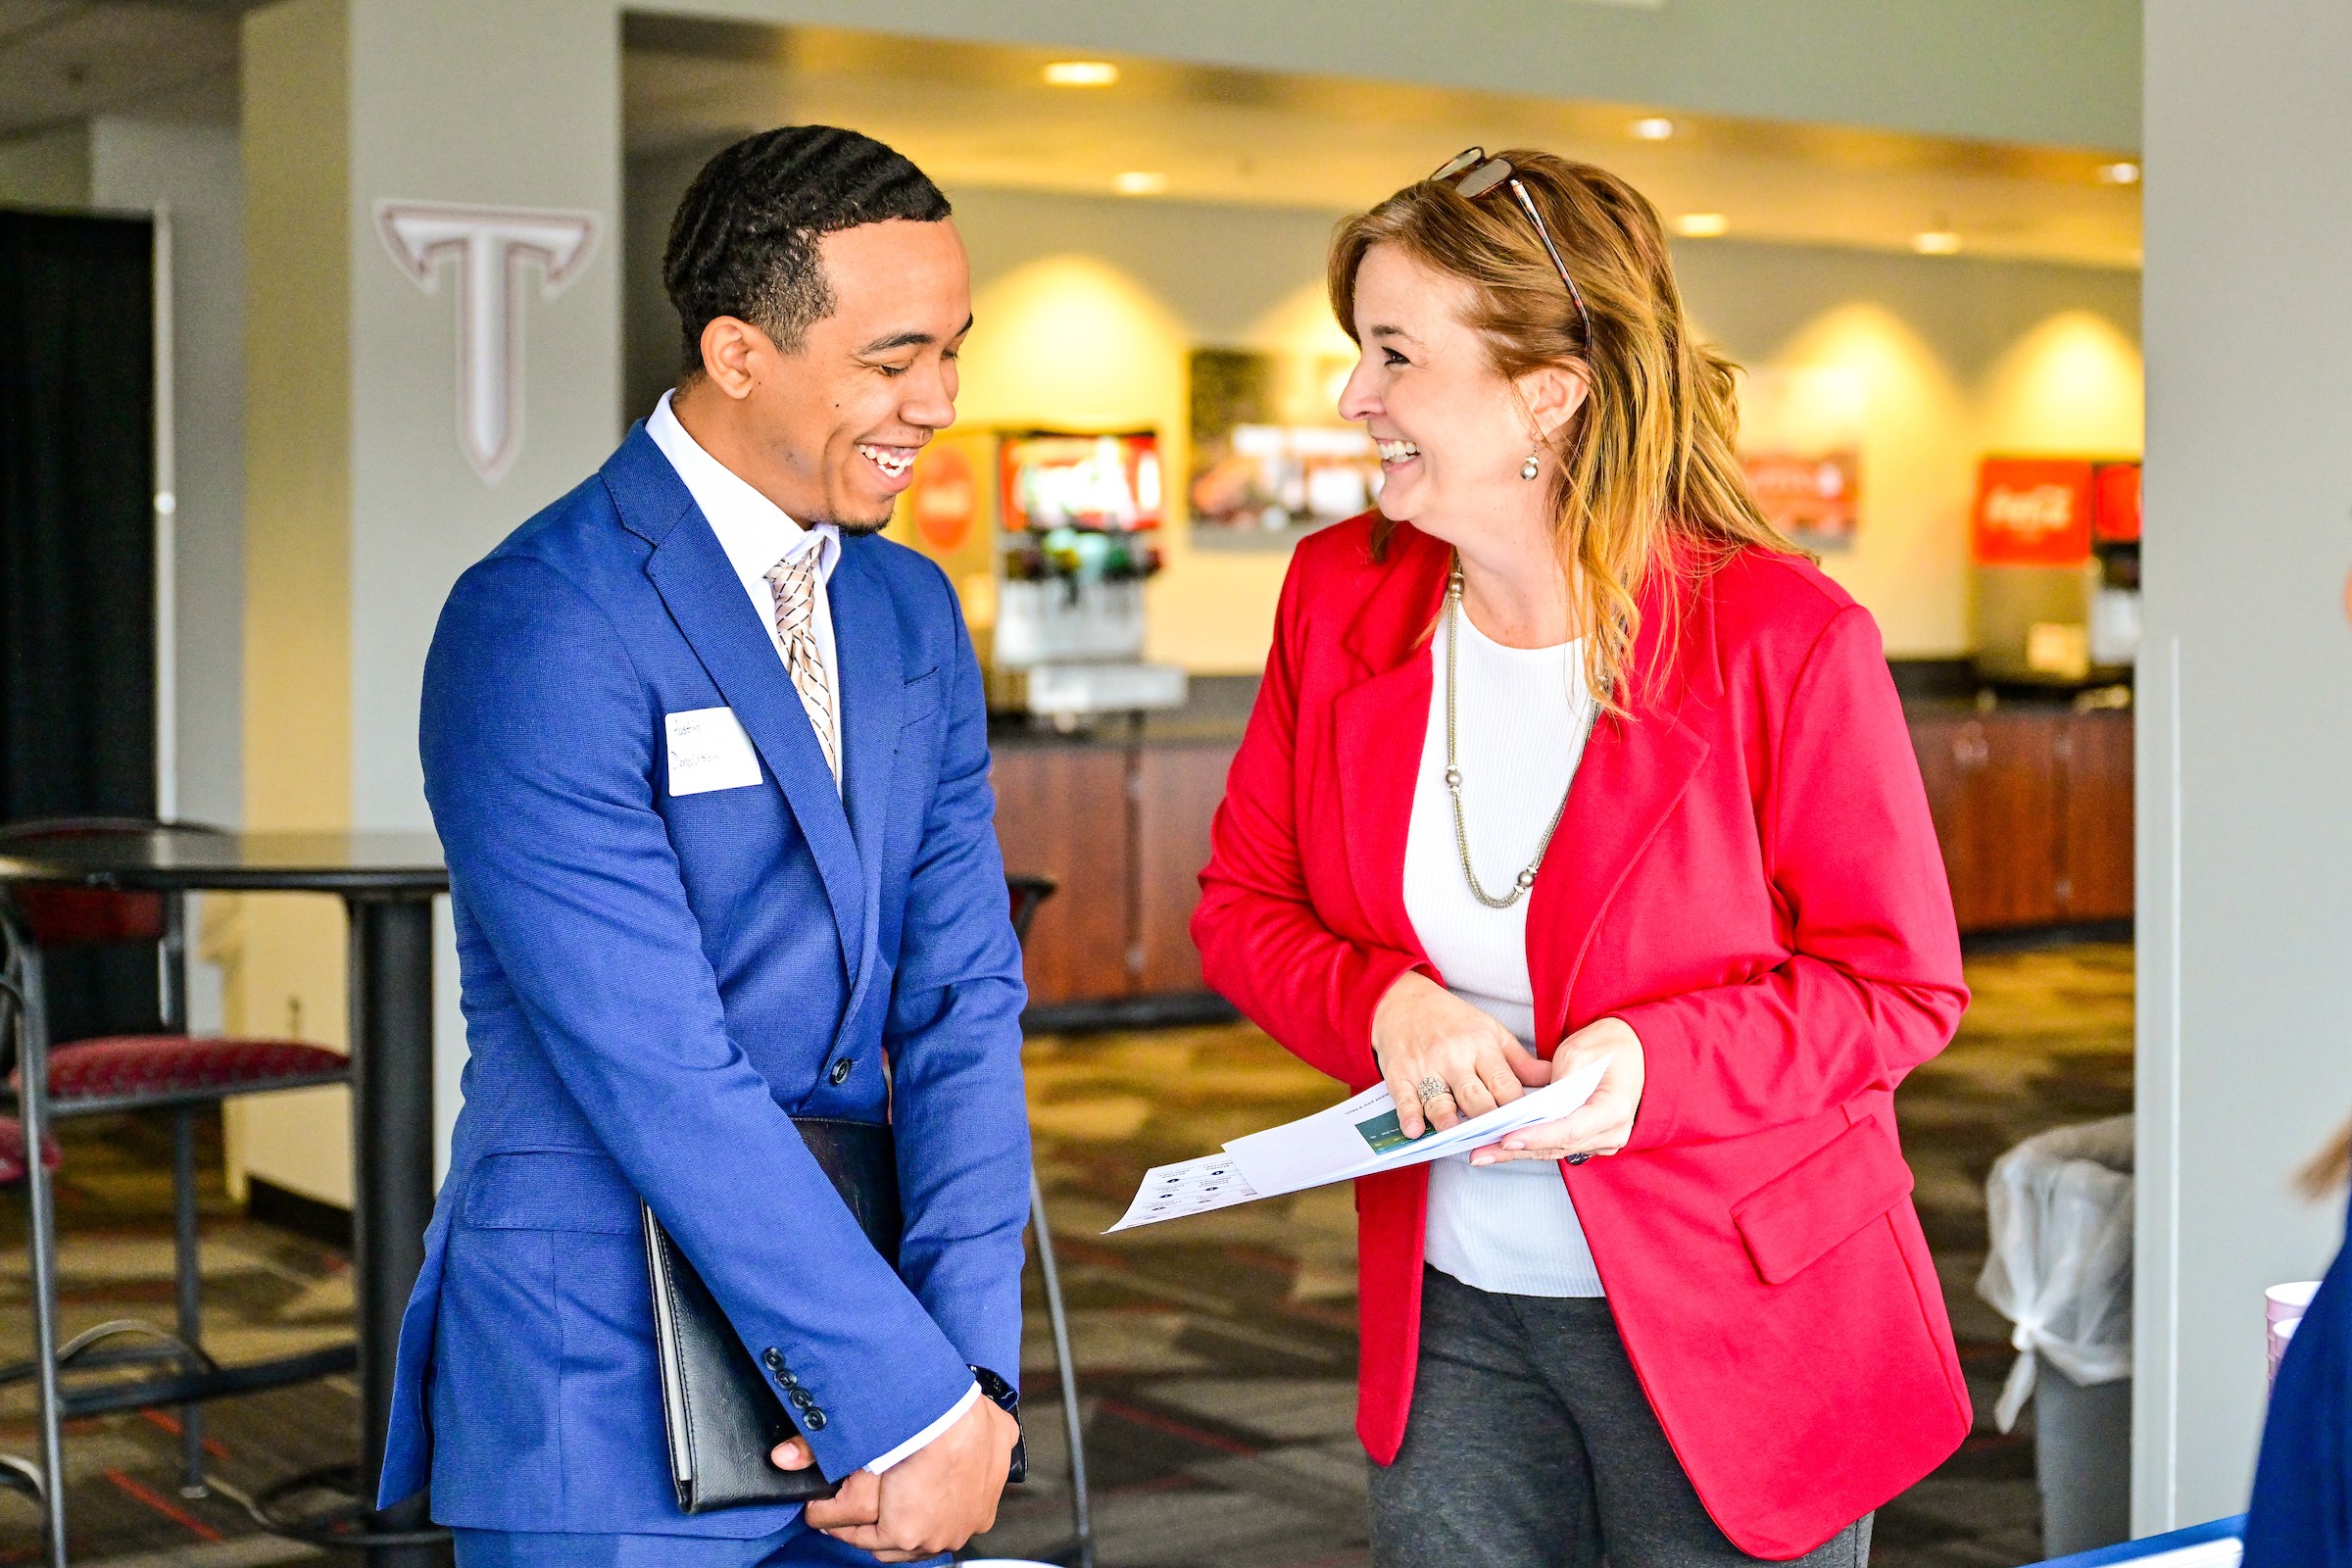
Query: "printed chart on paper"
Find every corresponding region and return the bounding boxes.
[1107,1060,1606,1232]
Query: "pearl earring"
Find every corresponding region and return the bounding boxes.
[1520,448,1542,481]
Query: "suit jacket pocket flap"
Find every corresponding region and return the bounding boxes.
[1732,1120,1914,1285]
[464,1149,638,1234]
[899,664,942,725]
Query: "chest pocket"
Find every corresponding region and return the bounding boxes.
[900,665,943,728]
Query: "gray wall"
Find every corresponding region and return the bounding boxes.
[344,0,623,834]
[88,117,247,835]
[0,125,92,207]
[2136,0,2352,1529]
[640,0,2141,153]
[1675,241,2141,408]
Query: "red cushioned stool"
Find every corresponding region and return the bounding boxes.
[42,1035,347,1109]
[1,818,352,1540]
[0,1115,61,1187]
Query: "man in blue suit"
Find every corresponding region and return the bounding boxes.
[378,126,1029,1565]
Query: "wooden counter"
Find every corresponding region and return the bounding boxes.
[990,739,1233,1008]
[992,685,2134,1011]
[1907,706,2133,932]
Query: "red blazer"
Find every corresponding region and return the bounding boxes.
[1192,516,1972,1558]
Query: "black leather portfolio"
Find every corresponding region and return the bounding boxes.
[641,1116,904,1513]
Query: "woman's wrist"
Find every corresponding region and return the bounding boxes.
[1370,968,1436,1050]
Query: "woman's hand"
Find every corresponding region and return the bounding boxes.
[1371,971,1536,1138]
[1470,1016,1645,1165]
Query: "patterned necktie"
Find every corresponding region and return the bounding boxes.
[764,548,839,783]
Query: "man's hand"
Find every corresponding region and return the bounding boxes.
[1469,1016,1645,1165]
[787,1392,1018,1561]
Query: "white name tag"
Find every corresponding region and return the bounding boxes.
[664,707,763,797]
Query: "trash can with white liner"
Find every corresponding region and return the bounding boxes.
[1978,1114,2134,1559]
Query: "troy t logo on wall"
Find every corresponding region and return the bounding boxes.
[375,200,600,484]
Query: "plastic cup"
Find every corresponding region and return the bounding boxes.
[2270,1313,2303,1389]
[2268,1280,2322,1329]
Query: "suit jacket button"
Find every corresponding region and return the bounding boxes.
[828,1058,852,1086]
[790,1389,815,1409]
[761,1348,784,1371]
[803,1408,827,1431]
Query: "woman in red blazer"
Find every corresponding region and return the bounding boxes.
[1193,149,1972,1565]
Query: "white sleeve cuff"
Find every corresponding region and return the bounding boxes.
[863,1380,979,1475]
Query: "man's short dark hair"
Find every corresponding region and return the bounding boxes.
[662,125,952,374]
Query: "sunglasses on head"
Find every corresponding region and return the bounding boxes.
[1429,147,1595,345]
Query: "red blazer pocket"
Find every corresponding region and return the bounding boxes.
[1732,1120,1915,1285]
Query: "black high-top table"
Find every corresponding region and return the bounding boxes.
[0,829,449,1563]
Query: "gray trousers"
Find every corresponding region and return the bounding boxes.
[1369,1268,1872,1568]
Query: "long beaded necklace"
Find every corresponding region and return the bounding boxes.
[1441,560,1596,910]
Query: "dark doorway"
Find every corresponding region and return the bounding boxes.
[0,208,160,1038]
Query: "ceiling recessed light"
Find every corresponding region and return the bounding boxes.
[1911,229,1962,255]
[1630,117,1675,141]
[1674,212,1729,238]
[1112,171,1168,196]
[2097,160,2141,185]
[1043,60,1119,87]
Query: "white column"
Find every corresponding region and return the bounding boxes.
[235,0,621,1200]
[2136,0,2352,1530]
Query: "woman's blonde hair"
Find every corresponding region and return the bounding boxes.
[1328,150,1797,709]
[2300,1117,2352,1200]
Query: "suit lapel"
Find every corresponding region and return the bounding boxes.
[1526,565,1719,1050]
[825,543,903,1018]
[1330,529,1449,958]
[612,429,865,985]
[1321,520,1722,1054]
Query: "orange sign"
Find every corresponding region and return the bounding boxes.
[999,432,1163,533]
[1741,449,1859,546]
[1973,458,2094,567]
[908,443,977,552]
[2093,462,2141,543]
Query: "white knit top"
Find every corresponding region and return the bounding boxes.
[1400,605,1603,1298]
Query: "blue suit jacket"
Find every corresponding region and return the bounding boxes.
[378,424,1030,1538]
[2244,1189,2352,1567]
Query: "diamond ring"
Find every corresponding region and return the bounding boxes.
[1415,1076,1453,1103]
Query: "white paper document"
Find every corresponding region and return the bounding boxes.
[1105,1153,1261,1231]
[1107,1059,1608,1233]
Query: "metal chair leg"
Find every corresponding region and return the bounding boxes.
[17,954,71,1568]
[1029,1169,1093,1568]
[171,1105,207,1497]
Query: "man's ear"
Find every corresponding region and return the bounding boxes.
[697,315,779,403]
[1517,363,1592,443]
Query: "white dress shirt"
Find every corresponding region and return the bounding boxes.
[647,390,845,791]
[645,392,981,1470]
[1400,607,1606,1298]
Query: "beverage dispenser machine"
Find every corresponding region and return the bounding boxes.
[888,428,1189,722]
[1971,456,2141,686]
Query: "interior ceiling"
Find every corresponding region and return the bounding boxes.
[626,16,2142,270]
[0,1,243,140]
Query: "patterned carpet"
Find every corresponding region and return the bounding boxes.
[0,945,2133,1567]
[981,943,2137,1568]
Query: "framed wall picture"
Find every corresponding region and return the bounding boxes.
[1188,347,1382,549]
